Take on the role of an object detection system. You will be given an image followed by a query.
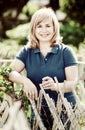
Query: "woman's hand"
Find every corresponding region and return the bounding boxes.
[22,78,38,100]
[41,76,57,91]
[9,70,38,100]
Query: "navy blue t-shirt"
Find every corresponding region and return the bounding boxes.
[16,43,77,106]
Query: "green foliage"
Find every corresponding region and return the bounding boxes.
[6,23,29,45]
[59,0,85,25]
[0,65,31,119]
[0,0,29,37]
[0,92,4,101]
[60,21,85,48]
[0,65,13,78]
[0,65,13,100]
[0,40,22,59]
[23,1,39,17]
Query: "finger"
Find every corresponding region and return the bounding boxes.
[34,89,38,100]
[28,90,38,100]
[31,89,38,100]
[44,87,52,90]
[42,80,53,86]
[42,76,51,81]
[42,83,52,88]
[31,91,35,100]
[25,91,30,98]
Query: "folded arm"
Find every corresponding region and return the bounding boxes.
[9,59,38,100]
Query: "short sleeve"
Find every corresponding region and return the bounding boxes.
[63,46,78,67]
[16,46,27,64]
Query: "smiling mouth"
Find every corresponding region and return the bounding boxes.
[40,34,49,37]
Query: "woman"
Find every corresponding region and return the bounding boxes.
[9,8,78,130]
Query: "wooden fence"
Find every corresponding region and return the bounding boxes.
[0,59,85,130]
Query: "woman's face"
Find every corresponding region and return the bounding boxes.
[35,18,54,43]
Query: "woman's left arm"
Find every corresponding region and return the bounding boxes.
[59,65,78,93]
[59,45,78,93]
[41,65,78,93]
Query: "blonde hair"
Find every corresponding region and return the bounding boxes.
[28,8,62,49]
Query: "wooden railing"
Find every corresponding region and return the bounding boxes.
[0,77,85,130]
[0,59,85,130]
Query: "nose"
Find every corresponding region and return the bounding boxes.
[41,27,47,33]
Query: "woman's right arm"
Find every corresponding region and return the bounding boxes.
[9,59,38,100]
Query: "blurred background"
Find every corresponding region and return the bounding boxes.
[0,0,85,61]
[0,1,85,129]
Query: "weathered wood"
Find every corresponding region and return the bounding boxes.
[0,59,85,130]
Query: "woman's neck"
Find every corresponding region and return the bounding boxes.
[39,42,52,57]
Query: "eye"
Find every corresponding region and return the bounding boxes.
[46,24,51,27]
[36,24,42,28]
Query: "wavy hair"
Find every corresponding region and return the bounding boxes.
[28,8,62,49]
